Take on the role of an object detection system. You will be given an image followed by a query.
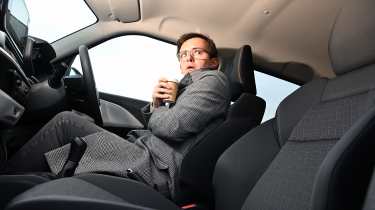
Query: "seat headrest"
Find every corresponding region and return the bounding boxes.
[224,45,256,101]
[330,0,375,75]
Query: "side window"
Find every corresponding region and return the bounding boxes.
[254,71,299,122]
[72,35,181,101]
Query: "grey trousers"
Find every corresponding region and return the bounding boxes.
[6,111,104,173]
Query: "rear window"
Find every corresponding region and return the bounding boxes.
[254,71,299,122]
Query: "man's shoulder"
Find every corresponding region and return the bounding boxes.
[189,70,230,99]
[191,69,228,83]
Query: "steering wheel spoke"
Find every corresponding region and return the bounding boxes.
[78,45,103,125]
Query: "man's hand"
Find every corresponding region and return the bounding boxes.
[152,77,174,108]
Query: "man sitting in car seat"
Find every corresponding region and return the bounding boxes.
[3,32,230,198]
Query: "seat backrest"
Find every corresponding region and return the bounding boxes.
[176,45,265,204]
[213,0,375,209]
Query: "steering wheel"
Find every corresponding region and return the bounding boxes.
[78,45,103,125]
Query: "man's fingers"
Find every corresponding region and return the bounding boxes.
[155,87,172,94]
[153,92,170,99]
[152,78,174,105]
[153,87,172,98]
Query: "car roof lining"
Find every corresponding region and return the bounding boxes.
[52,0,346,83]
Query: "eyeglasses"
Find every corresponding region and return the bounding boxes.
[177,48,210,61]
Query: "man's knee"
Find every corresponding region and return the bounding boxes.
[52,111,96,127]
[53,111,77,121]
[50,111,87,127]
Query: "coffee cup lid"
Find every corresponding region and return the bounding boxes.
[167,78,178,83]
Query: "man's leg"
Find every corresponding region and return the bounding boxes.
[6,111,104,173]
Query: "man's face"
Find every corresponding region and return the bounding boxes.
[178,37,219,75]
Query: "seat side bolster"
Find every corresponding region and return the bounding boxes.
[312,106,375,210]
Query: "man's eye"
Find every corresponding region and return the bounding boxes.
[194,50,203,55]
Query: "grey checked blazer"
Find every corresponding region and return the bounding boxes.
[44,69,230,198]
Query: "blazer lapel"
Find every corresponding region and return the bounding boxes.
[177,73,193,97]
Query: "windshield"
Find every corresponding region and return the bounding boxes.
[24,0,97,43]
[5,0,30,55]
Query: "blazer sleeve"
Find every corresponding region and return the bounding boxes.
[148,73,229,142]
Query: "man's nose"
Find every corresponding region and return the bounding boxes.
[185,53,194,62]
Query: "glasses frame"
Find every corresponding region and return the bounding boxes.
[177,47,210,61]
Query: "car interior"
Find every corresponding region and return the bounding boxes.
[0,0,375,209]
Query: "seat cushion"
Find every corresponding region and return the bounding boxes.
[0,174,50,209]
[6,174,180,210]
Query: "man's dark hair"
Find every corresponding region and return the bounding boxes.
[176,33,218,58]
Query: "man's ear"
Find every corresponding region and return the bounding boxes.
[209,58,219,69]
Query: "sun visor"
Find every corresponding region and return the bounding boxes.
[108,0,140,23]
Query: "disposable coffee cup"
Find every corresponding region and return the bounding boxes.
[163,79,178,106]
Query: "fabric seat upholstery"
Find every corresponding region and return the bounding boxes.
[214,0,375,209]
